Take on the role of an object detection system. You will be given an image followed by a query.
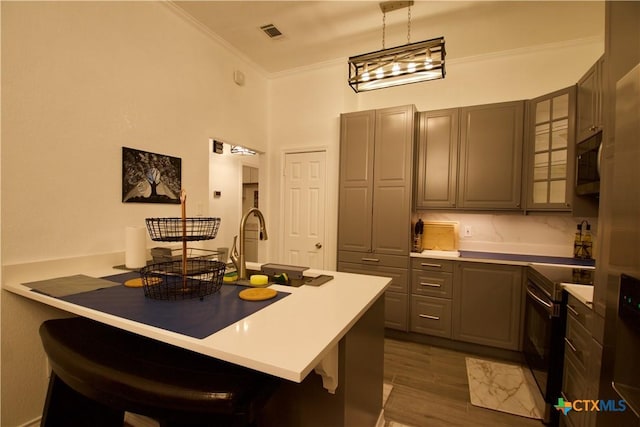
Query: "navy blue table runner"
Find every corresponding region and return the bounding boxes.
[55,272,289,339]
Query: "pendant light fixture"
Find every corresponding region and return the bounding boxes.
[348,1,445,93]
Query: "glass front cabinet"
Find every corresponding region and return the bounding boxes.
[525,86,576,211]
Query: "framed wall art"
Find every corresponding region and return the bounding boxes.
[122,147,181,204]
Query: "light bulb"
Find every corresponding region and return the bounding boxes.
[425,49,433,69]
[362,71,370,82]
[408,62,416,73]
[392,62,401,76]
[375,68,384,79]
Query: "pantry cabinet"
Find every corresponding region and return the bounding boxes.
[452,262,523,351]
[338,105,416,331]
[338,105,415,256]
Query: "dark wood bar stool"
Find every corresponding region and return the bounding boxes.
[39,317,280,427]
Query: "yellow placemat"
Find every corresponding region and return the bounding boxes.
[238,288,277,301]
[124,277,161,288]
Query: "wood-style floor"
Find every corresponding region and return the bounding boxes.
[382,338,544,427]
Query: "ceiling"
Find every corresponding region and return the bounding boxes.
[173,1,604,74]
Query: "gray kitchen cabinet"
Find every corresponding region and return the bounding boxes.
[338,109,375,253]
[457,101,525,210]
[452,262,523,351]
[411,296,452,338]
[338,105,415,330]
[562,293,600,427]
[338,105,415,255]
[414,109,459,208]
[525,87,575,211]
[576,55,604,143]
[338,253,409,331]
[524,86,599,216]
[409,258,454,338]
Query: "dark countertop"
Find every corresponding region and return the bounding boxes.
[458,250,596,268]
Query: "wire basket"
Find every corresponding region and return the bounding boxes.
[140,259,226,300]
[145,217,221,242]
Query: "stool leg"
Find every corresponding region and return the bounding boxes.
[42,372,124,427]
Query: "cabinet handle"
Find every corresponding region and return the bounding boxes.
[420,282,441,288]
[421,262,442,268]
[361,258,380,262]
[567,304,580,317]
[564,337,578,354]
[419,314,440,320]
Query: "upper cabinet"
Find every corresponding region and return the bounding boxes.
[458,101,525,209]
[524,85,598,216]
[415,109,459,209]
[338,105,415,256]
[415,101,525,211]
[576,55,605,142]
[525,86,575,211]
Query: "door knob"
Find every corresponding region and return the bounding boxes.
[315,243,323,249]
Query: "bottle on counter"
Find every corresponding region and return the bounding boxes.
[581,223,593,259]
[573,223,583,259]
[413,219,424,252]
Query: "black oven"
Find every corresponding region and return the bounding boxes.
[575,131,602,196]
[523,273,567,425]
[524,265,594,425]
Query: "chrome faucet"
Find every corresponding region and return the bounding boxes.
[230,208,268,280]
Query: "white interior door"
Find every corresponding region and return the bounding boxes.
[283,151,326,269]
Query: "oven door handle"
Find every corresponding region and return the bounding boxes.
[526,286,554,314]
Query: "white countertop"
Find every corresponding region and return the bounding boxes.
[2,260,390,383]
[562,283,594,308]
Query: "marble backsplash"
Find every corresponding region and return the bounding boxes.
[414,212,597,259]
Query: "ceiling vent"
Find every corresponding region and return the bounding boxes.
[260,24,283,39]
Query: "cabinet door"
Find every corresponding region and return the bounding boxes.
[458,101,525,209]
[338,110,375,253]
[576,56,604,142]
[372,105,415,255]
[525,86,575,211]
[415,109,459,208]
[452,263,523,350]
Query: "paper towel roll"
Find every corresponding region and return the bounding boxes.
[125,226,147,268]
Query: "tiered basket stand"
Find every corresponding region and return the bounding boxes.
[141,190,224,300]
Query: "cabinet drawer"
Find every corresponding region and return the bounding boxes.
[410,257,454,272]
[338,262,408,294]
[565,313,591,374]
[385,291,408,331]
[562,356,589,427]
[411,270,452,298]
[339,251,408,268]
[566,294,592,331]
[410,296,452,338]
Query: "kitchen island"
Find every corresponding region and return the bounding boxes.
[3,259,390,427]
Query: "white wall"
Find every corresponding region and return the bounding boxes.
[1,2,268,425]
[1,1,268,266]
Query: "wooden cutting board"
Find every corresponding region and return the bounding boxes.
[421,221,459,251]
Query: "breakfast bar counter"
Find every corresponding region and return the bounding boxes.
[3,259,390,427]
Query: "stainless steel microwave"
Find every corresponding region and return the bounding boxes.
[575,131,602,196]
